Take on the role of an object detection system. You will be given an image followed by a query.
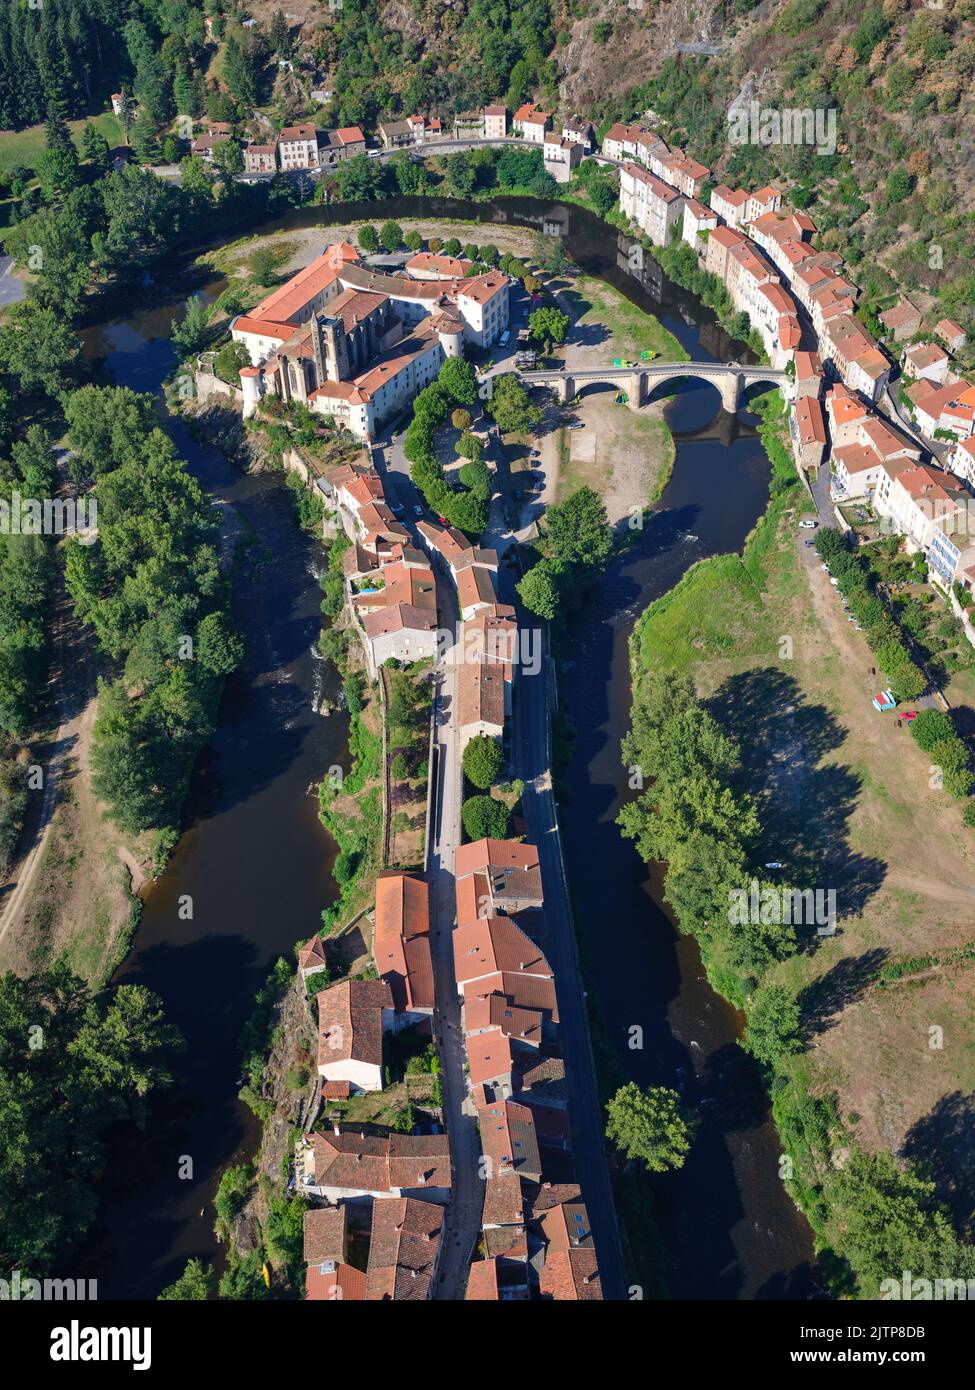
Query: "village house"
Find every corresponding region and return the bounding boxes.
[477,1098,543,1183]
[277,123,321,170]
[373,870,434,1029]
[905,379,975,440]
[619,161,684,247]
[936,319,967,353]
[298,933,329,984]
[379,113,444,148]
[457,658,506,748]
[791,396,827,472]
[794,350,825,399]
[480,1169,528,1263]
[466,1029,514,1099]
[190,128,230,162]
[880,299,922,343]
[303,1206,366,1301]
[297,1129,452,1204]
[681,197,718,254]
[709,183,781,231]
[874,461,968,556]
[825,383,870,446]
[903,342,950,386]
[314,978,393,1093]
[243,142,276,174]
[601,121,660,164]
[378,118,416,150]
[513,102,551,143]
[456,558,499,619]
[949,437,975,489]
[561,117,594,151]
[513,1054,568,1109]
[649,143,709,199]
[820,313,891,403]
[316,125,367,170]
[454,838,544,918]
[365,1197,444,1300]
[543,134,582,184]
[536,1198,602,1301]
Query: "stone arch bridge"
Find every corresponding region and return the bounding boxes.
[518,361,792,414]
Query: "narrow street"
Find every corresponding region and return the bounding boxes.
[428,620,485,1298]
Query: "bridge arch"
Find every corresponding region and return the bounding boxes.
[518,362,790,416]
[739,374,790,408]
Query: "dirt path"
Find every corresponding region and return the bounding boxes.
[0,547,144,980]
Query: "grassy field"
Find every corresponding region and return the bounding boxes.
[557,274,690,365]
[0,112,124,175]
[631,465,975,1267]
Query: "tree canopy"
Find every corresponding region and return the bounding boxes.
[605,1083,691,1174]
[0,964,181,1273]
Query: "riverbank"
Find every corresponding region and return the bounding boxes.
[625,394,975,1295]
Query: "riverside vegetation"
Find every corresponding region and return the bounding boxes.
[619,390,975,1297]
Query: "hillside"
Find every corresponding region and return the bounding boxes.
[315,0,975,337]
[2,0,972,335]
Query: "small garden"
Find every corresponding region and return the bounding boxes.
[460,732,524,843]
[384,660,433,870]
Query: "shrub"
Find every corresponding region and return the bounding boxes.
[462,734,503,790]
[461,794,511,840]
[910,709,955,752]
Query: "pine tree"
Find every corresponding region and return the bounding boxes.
[117,88,136,144]
[269,10,291,59]
[130,109,161,165]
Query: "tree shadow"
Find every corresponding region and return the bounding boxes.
[798,949,890,1037]
[902,1091,975,1238]
[710,667,887,928]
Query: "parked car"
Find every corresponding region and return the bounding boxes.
[499,329,510,347]
[567,422,585,430]
[799,519,817,529]
[413,504,422,517]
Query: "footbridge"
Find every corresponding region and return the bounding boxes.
[518,361,792,414]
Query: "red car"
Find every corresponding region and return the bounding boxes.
[437,515,448,525]
[903,710,918,721]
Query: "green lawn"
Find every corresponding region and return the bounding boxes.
[0,111,124,175]
[631,552,771,681]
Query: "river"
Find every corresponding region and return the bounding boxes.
[81,192,815,1299]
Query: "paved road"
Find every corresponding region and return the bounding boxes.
[882,382,951,465]
[428,620,485,1299]
[367,438,483,1297]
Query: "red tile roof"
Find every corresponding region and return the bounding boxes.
[365,1197,443,1300]
[374,871,434,1013]
[316,978,392,1071]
